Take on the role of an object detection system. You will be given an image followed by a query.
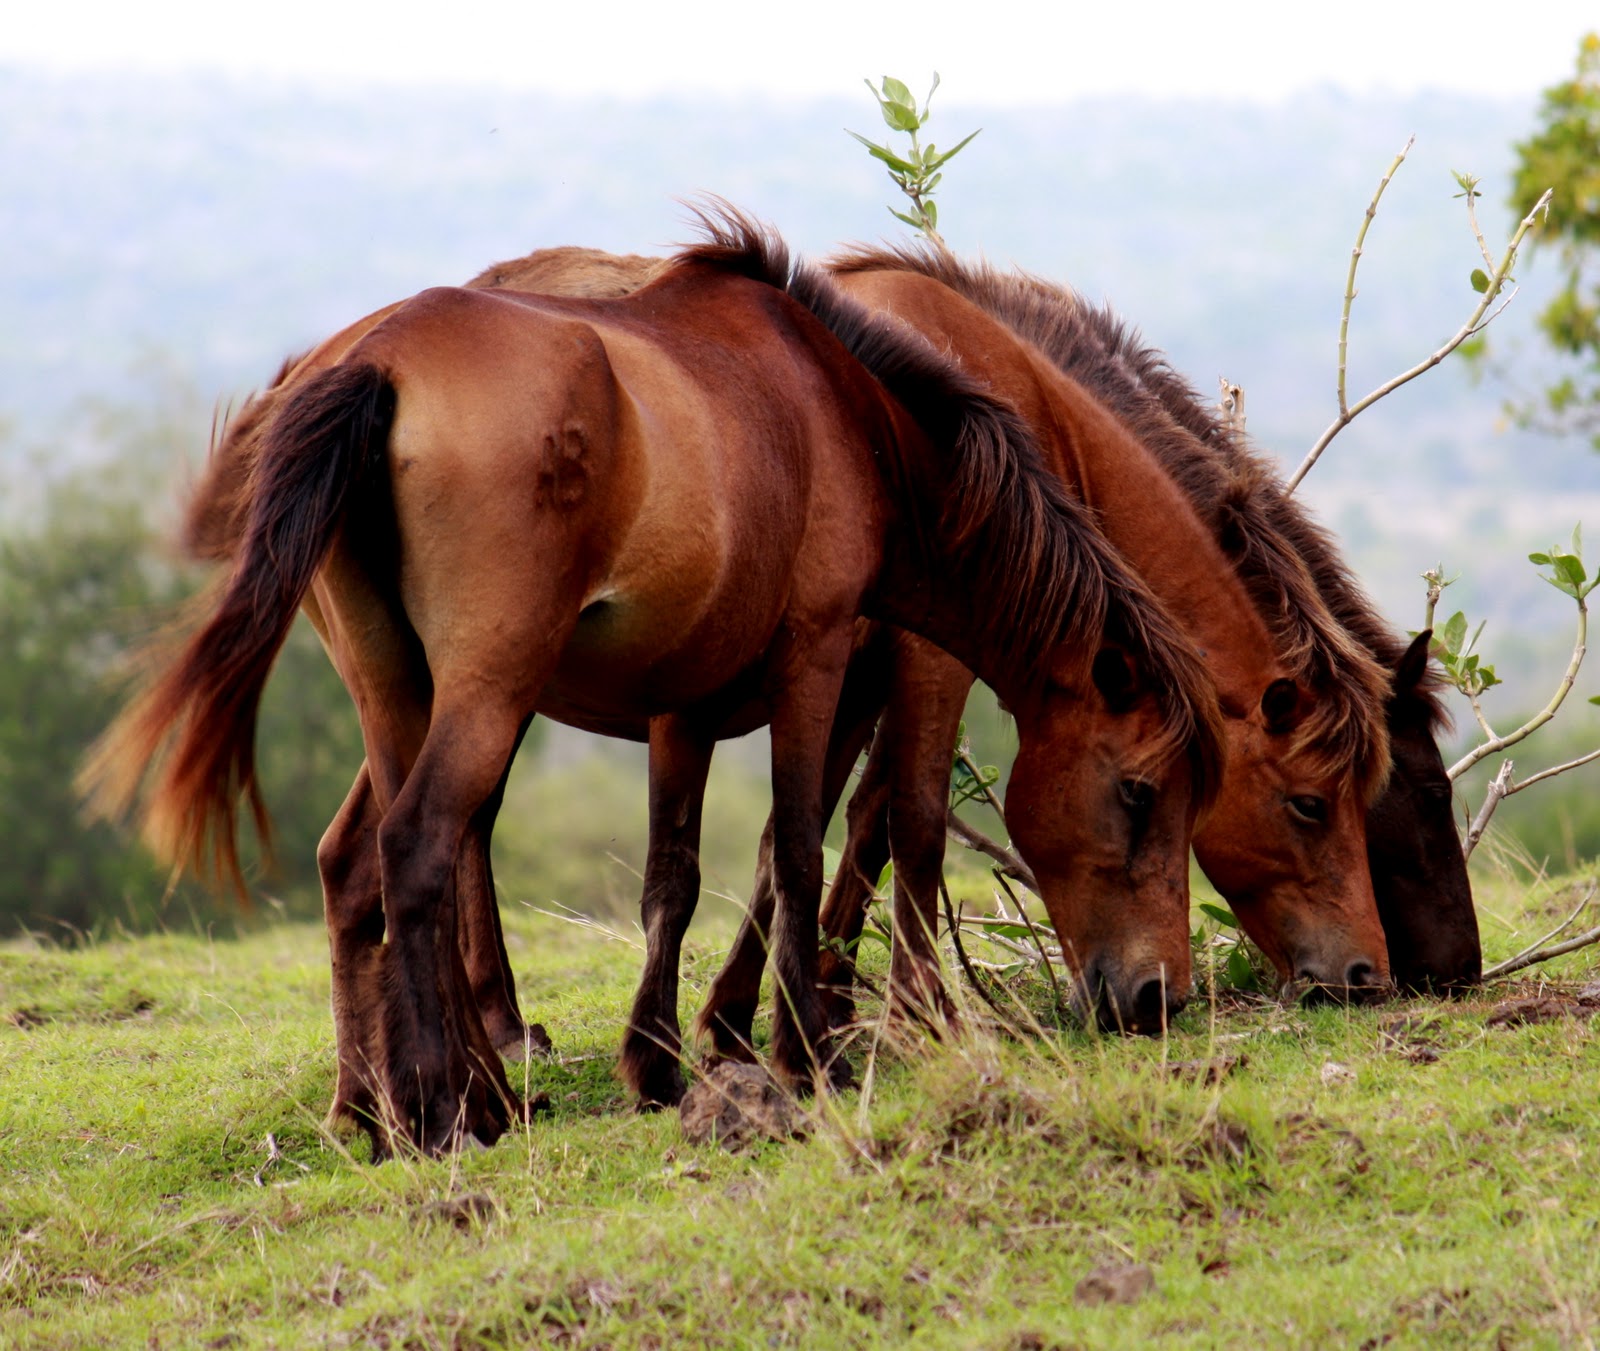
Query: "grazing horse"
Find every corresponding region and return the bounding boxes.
[89,213,1223,1148]
[1063,313,1478,989]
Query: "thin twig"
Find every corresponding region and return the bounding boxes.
[1449,597,1587,779]
[940,879,1006,1020]
[945,812,1038,891]
[993,869,1063,1015]
[1461,760,1514,864]
[1482,884,1600,979]
[1286,181,1551,493]
[1510,746,1600,793]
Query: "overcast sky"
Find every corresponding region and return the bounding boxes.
[3,1,1594,104]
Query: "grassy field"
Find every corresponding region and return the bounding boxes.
[3,864,1599,1349]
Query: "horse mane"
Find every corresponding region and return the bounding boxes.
[680,205,1224,802]
[831,241,1398,799]
[1063,302,1451,733]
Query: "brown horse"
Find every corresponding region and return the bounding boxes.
[1056,305,1478,989]
[89,213,1224,1147]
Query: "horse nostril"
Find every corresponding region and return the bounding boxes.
[1129,976,1172,1034]
[1346,961,1376,988]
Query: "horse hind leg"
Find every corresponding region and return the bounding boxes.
[373,696,526,1155]
[455,716,552,1060]
[318,762,388,1149]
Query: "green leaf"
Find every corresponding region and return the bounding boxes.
[1529,551,1553,566]
[880,75,914,108]
[1470,268,1491,294]
[1199,902,1240,929]
[1557,553,1588,589]
[924,128,981,168]
[879,98,920,134]
[1589,694,1600,705]
[875,860,894,893]
[1440,610,1468,655]
[856,927,892,952]
[846,131,919,175]
[889,208,924,229]
[1226,944,1258,991]
[924,200,938,230]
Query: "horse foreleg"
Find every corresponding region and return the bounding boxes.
[621,714,715,1109]
[696,645,887,1060]
[883,641,974,1035]
[765,634,857,1094]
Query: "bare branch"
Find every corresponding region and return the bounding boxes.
[945,811,1037,891]
[1509,745,1600,794]
[1449,596,1586,779]
[1461,759,1514,864]
[993,869,1063,1011]
[1218,377,1246,435]
[1336,137,1414,425]
[1482,884,1600,979]
[1286,184,1552,494]
[940,880,1005,1019]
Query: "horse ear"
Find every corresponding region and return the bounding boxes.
[1091,647,1141,713]
[1393,629,1433,699]
[1261,677,1302,732]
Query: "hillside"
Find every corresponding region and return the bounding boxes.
[2,873,1598,1347]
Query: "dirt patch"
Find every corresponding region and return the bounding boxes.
[1485,996,1597,1028]
[679,1062,810,1151]
[1075,1262,1156,1305]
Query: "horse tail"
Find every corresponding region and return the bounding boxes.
[80,360,396,894]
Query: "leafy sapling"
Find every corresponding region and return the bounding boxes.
[847,74,979,244]
[1419,529,1600,869]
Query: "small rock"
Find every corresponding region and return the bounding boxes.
[679,1062,809,1151]
[1074,1262,1156,1306]
[1320,1061,1356,1087]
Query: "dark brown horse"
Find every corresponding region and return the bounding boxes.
[89,214,1224,1147]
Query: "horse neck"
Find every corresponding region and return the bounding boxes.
[832,266,1282,705]
[1035,372,1287,703]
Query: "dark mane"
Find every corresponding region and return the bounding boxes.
[1097,333,1453,731]
[832,241,1397,799]
[683,207,1224,803]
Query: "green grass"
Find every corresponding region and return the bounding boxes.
[3,869,1599,1349]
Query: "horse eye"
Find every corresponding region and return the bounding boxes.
[1287,795,1327,825]
[1119,779,1155,814]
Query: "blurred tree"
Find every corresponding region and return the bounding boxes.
[0,432,370,935]
[1508,32,1600,447]
[0,464,187,934]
